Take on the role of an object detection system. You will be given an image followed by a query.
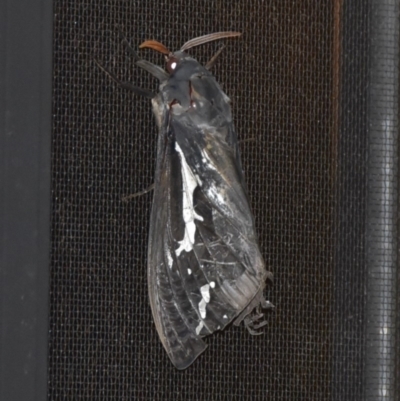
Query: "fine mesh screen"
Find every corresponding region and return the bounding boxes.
[49,1,399,400]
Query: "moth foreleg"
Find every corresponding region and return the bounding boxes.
[116,28,169,82]
[93,58,155,98]
[135,60,169,82]
[117,27,141,60]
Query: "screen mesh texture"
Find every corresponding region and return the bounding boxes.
[49,1,398,400]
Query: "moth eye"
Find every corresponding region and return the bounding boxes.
[167,56,178,73]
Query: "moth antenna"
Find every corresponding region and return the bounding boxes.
[180,31,241,51]
[139,40,170,55]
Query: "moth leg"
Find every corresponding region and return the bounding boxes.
[205,45,225,69]
[246,312,267,326]
[136,60,169,82]
[117,27,169,81]
[251,320,269,330]
[244,313,268,335]
[116,26,141,60]
[240,137,257,144]
[244,315,265,336]
[250,313,268,330]
[266,270,274,282]
[122,183,155,202]
[246,327,263,336]
[246,312,263,322]
[261,298,275,310]
[93,58,155,98]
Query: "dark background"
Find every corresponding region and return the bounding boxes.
[45,1,398,400]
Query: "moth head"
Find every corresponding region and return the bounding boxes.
[138,39,180,74]
[165,55,180,73]
[139,32,241,74]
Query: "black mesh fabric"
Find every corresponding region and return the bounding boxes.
[49,1,399,400]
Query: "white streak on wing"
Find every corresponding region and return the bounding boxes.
[195,321,204,335]
[166,248,173,269]
[199,299,207,319]
[200,284,211,303]
[210,281,216,288]
[175,142,204,256]
[199,149,227,206]
[200,148,217,171]
[198,283,211,319]
[208,186,225,205]
[187,268,192,275]
[223,314,228,319]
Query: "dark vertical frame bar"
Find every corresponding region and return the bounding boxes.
[334,0,399,400]
[333,0,369,400]
[364,1,399,399]
[0,1,53,401]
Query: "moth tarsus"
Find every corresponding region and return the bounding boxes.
[99,31,273,369]
[93,58,154,98]
[244,312,269,335]
[116,26,140,60]
[122,183,155,202]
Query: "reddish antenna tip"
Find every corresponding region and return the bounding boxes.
[139,40,170,55]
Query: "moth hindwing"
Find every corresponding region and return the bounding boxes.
[103,32,273,369]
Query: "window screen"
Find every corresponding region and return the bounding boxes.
[49,1,399,400]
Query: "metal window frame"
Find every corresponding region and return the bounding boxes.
[0,1,53,400]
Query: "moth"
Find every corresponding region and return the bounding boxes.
[98,31,273,369]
